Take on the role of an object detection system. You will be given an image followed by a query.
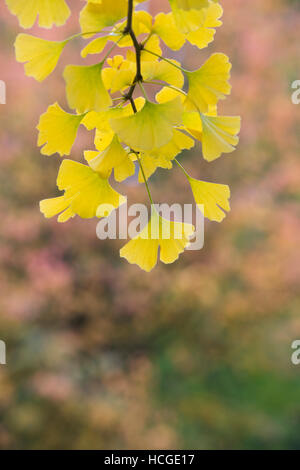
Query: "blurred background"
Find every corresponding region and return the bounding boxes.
[0,0,300,450]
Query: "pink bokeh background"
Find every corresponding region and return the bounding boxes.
[0,0,300,450]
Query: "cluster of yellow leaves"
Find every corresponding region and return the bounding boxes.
[7,0,241,272]
[5,0,71,29]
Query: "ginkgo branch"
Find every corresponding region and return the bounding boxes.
[124,0,143,87]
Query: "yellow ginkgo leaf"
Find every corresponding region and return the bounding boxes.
[137,153,172,182]
[82,106,124,131]
[151,129,194,159]
[102,57,135,93]
[37,103,85,156]
[5,0,70,29]
[188,177,231,222]
[104,68,134,93]
[156,86,196,114]
[201,114,241,161]
[82,110,116,152]
[155,86,185,104]
[64,63,112,113]
[186,2,223,48]
[153,13,186,51]
[170,0,209,34]
[142,60,184,88]
[141,35,162,61]
[171,0,210,11]
[106,55,126,69]
[182,105,216,138]
[84,135,129,178]
[120,209,194,272]
[130,9,153,32]
[186,53,231,112]
[15,34,66,82]
[84,98,145,131]
[169,1,222,47]
[40,160,126,222]
[40,196,75,222]
[110,98,183,152]
[202,0,222,24]
[81,28,131,57]
[81,35,115,58]
[57,160,127,218]
[182,110,203,137]
[121,231,159,273]
[82,98,145,152]
[138,130,195,181]
[102,56,184,93]
[80,0,128,35]
[114,155,136,182]
[94,129,115,152]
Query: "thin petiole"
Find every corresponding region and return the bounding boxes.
[174,158,191,180]
[141,33,153,48]
[145,81,188,97]
[146,81,201,112]
[142,48,189,73]
[66,30,116,42]
[101,36,123,62]
[139,82,148,100]
[135,152,154,205]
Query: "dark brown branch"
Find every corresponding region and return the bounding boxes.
[125,0,134,31]
[129,30,142,83]
[123,0,143,111]
[129,96,137,113]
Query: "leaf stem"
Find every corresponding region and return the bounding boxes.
[139,82,148,100]
[66,30,120,42]
[146,81,188,98]
[101,37,123,63]
[142,48,189,73]
[135,153,154,205]
[174,158,191,180]
[128,98,154,206]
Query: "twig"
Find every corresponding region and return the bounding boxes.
[123,0,143,103]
